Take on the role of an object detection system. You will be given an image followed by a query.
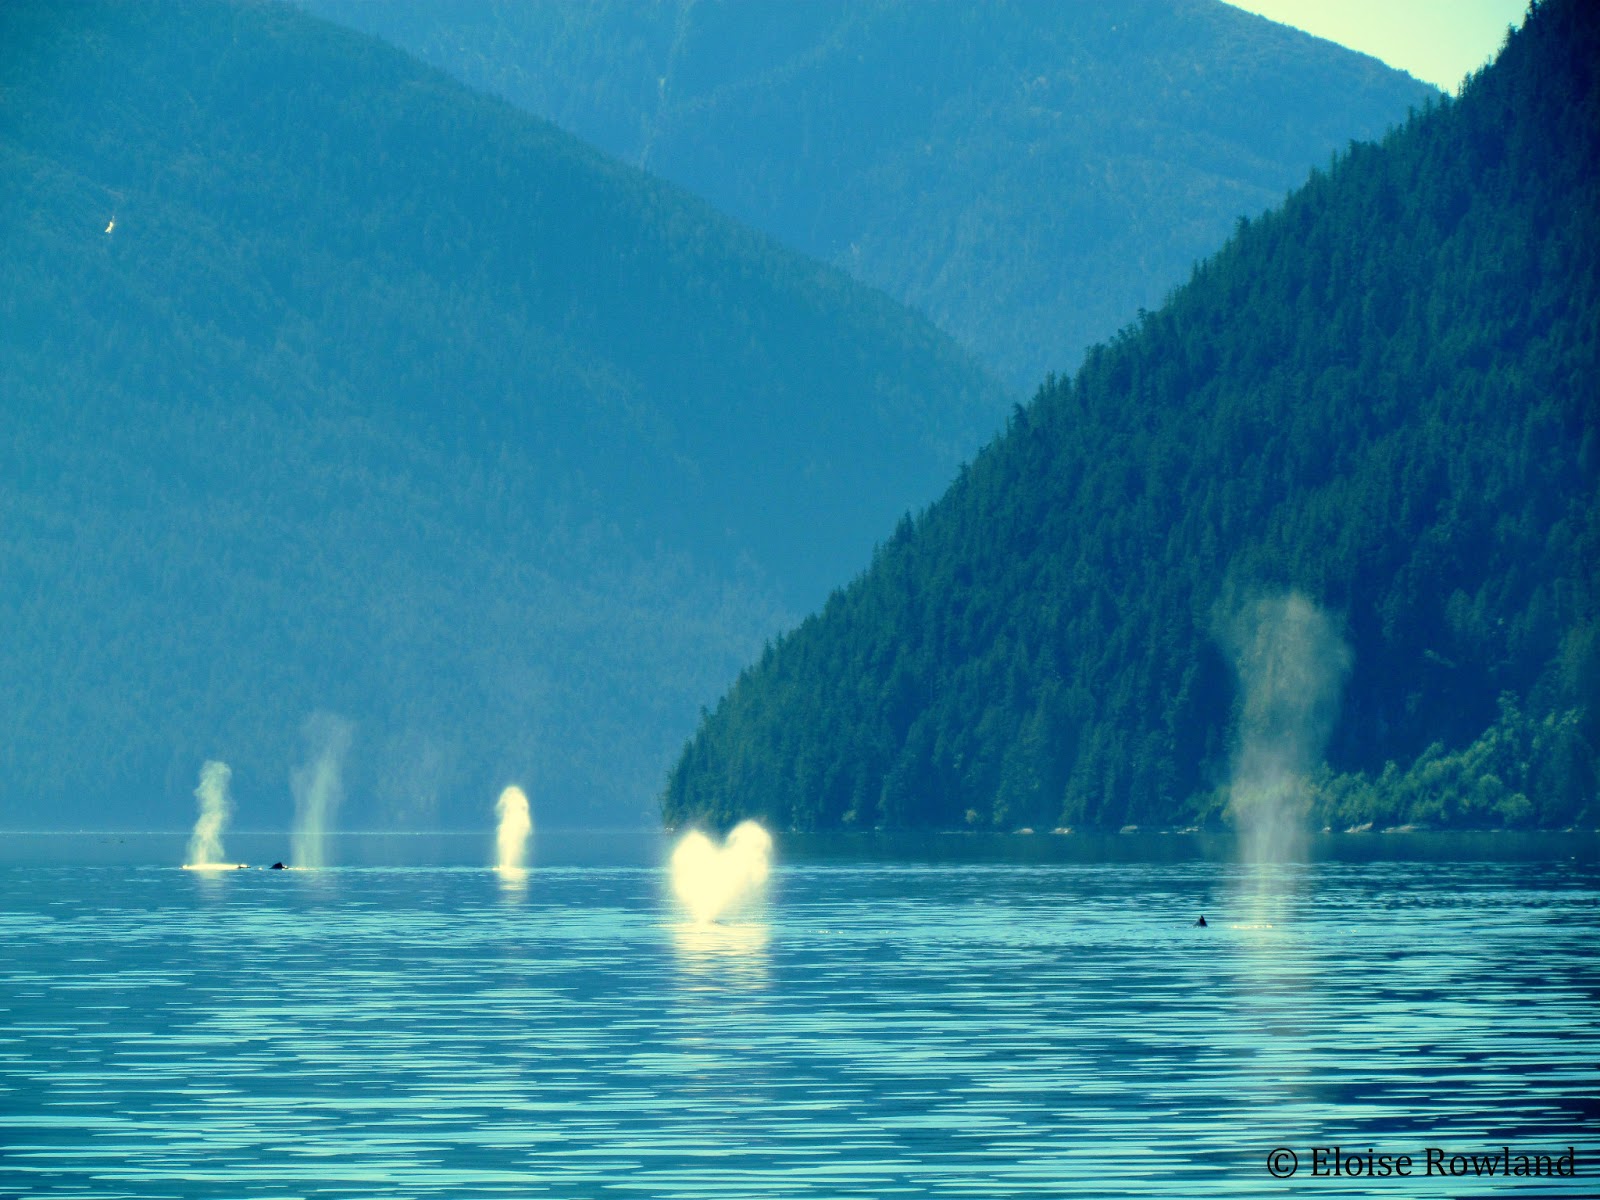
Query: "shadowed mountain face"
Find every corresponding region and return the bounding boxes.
[300,0,1439,391]
[0,0,1006,829]
[662,0,1598,835]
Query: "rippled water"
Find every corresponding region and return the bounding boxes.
[2,833,1596,1197]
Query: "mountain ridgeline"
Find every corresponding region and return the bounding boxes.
[299,0,1439,392]
[662,0,1599,835]
[0,0,1004,828]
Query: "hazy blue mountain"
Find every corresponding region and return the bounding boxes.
[662,0,1598,834]
[300,0,1440,391]
[0,0,1006,831]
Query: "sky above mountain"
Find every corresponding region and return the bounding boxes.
[1225,0,1528,90]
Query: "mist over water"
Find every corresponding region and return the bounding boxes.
[184,760,233,867]
[290,713,354,869]
[1218,590,1351,862]
[494,785,532,874]
[670,820,773,923]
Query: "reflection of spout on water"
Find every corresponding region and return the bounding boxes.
[1231,861,1301,942]
[495,864,529,898]
[275,863,338,892]
[671,917,770,991]
[182,861,247,892]
[1221,858,1319,1134]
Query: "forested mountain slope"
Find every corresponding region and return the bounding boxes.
[0,0,1004,829]
[299,0,1439,393]
[662,0,1598,834]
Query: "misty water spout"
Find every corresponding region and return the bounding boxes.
[670,820,773,923]
[1218,590,1351,863]
[494,785,532,876]
[290,712,353,870]
[184,760,240,869]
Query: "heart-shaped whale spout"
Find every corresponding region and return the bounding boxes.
[670,820,773,923]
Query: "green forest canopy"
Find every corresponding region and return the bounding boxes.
[662,0,1599,835]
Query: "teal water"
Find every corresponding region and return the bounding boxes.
[1,833,1595,1197]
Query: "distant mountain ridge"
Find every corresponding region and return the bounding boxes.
[662,0,1598,834]
[0,0,1005,829]
[300,0,1440,391]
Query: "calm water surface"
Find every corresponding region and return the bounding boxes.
[1,832,1595,1197]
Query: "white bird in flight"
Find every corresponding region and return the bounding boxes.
[105,214,115,235]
